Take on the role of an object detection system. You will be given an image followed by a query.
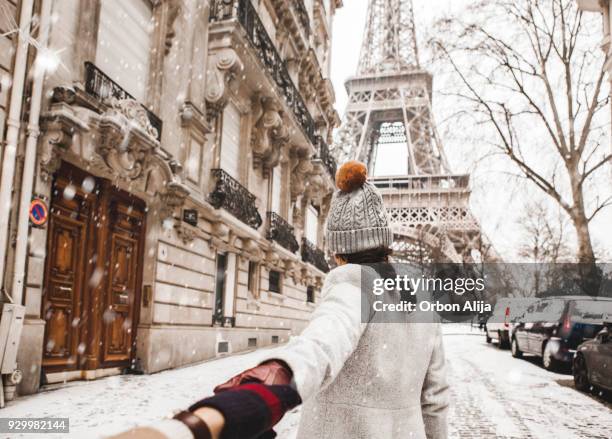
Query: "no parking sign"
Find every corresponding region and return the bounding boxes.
[29,198,49,227]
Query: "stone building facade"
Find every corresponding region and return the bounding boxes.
[0,0,341,397]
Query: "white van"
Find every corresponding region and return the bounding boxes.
[486,297,538,348]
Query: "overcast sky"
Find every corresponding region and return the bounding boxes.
[329,0,612,261]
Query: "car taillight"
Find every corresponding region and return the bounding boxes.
[563,313,571,330]
[504,306,510,328]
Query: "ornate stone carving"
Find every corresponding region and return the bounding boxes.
[38,101,90,181]
[51,86,76,105]
[159,181,190,221]
[305,160,328,204]
[205,48,243,123]
[95,98,159,181]
[289,147,313,201]
[251,96,290,173]
[175,222,197,244]
[164,0,181,56]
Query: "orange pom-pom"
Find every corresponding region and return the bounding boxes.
[336,161,368,193]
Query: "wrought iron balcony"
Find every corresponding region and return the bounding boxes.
[315,136,337,177]
[84,62,162,141]
[301,238,329,273]
[293,0,311,39]
[209,169,263,229]
[267,212,299,253]
[209,0,316,145]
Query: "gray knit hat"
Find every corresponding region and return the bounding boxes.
[326,161,393,254]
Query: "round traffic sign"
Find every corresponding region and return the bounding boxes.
[29,199,49,226]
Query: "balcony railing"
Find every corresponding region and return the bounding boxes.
[210,0,316,145]
[267,212,299,253]
[315,136,337,177]
[301,238,329,273]
[84,62,162,141]
[209,169,263,229]
[293,0,311,39]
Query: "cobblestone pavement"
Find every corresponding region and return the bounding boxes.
[444,328,612,439]
[2,325,611,438]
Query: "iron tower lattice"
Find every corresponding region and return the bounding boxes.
[332,0,493,263]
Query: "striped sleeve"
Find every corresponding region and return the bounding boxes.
[188,384,301,439]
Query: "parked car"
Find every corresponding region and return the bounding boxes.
[511,296,612,371]
[573,321,611,393]
[486,298,538,348]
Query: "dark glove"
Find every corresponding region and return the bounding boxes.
[214,360,293,393]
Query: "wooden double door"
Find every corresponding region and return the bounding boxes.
[42,164,146,373]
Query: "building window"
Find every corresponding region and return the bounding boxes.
[269,270,282,294]
[271,166,282,214]
[305,205,319,244]
[307,286,315,303]
[247,261,260,298]
[220,102,242,180]
[271,335,279,344]
[213,253,227,325]
[96,0,153,102]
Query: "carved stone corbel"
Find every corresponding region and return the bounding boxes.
[211,221,230,241]
[250,96,290,174]
[305,160,328,205]
[205,48,243,123]
[159,181,190,221]
[242,238,263,261]
[164,0,181,56]
[289,147,313,201]
[38,93,90,181]
[265,249,281,267]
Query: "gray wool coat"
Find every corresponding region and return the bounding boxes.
[262,263,450,439]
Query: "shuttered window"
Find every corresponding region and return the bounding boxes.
[220,102,241,180]
[271,166,282,214]
[305,205,318,244]
[96,0,153,102]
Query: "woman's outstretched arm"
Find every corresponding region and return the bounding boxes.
[251,267,366,401]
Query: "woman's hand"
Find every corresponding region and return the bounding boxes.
[214,360,292,392]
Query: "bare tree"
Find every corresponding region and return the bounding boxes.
[517,202,572,295]
[429,0,611,264]
[517,202,571,263]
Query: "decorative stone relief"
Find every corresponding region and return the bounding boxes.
[174,222,197,244]
[39,111,86,181]
[250,96,290,173]
[41,87,190,225]
[164,0,182,56]
[94,98,159,181]
[305,160,328,204]
[289,147,313,201]
[205,48,243,123]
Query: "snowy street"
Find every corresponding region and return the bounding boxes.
[2,324,611,438]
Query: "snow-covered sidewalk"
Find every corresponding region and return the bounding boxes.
[2,324,611,438]
[1,347,300,439]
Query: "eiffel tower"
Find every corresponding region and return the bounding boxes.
[332,0,491,263]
